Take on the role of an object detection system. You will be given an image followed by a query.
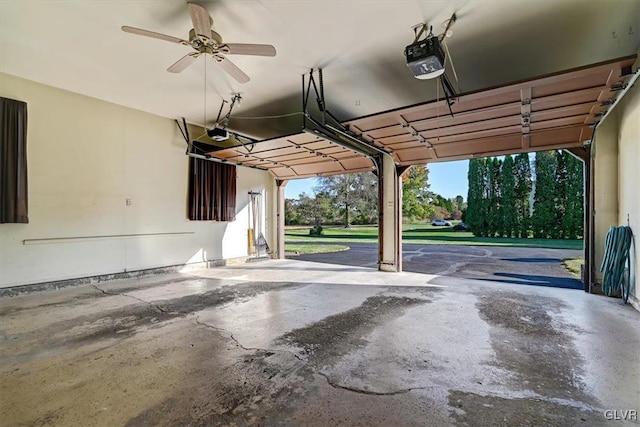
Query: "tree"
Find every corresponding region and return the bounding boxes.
[500,155,517,237]
[467,158,489,236]
[532,151,556,238]
[402,165,435,221]
[514,153,532,238]
[564,153,584,239]
[487,158,502,237]
[452,195,465,212]
[429,193,454,220]
[552,151,569,239]
[316,172,378,227]
[431,206,450,221]
[284,198,301,225]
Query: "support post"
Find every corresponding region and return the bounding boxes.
[396,166,412,272]
[276,179,288,260]
[585,149,594,292]
[378,155,402,272]
[568,147,592,292]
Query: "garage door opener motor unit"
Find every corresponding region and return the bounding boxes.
[405,35,446,80]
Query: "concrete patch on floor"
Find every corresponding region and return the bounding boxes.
[476,291,590,402]
[277,295,430,365]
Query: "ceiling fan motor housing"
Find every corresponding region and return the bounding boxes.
[189,28,223,46]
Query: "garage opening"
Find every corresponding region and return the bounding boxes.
[206,55,634,291]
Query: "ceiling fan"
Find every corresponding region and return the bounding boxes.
[122,2,276,83]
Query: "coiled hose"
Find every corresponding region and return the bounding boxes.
[600,226,633,303]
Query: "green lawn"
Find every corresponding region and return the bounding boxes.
[563,257,584,278]
[286,243,350,255]
[285,224,584,250]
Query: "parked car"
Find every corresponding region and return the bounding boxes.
[453,222,471,231]
[431,219,452,227]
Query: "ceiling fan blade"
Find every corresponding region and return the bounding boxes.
[226,43,277,57]
[188,3,212,38]
[216,57,250,84]
[121,26,187,45]
[168,53,200,73]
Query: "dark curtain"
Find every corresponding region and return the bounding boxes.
[188,157,236,221]
[1,97,28,224]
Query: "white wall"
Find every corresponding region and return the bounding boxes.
[594,78,640,310]
[0,73,275,288]
[617,80,640,309]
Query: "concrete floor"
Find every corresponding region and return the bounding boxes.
[1,259,638,426]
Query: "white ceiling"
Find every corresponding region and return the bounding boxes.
[1,0,638,139]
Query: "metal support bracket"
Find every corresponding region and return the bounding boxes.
[301,68,391,163]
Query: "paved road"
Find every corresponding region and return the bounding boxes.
[290,242,584,289]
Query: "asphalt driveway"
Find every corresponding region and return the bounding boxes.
[290,243,584,290]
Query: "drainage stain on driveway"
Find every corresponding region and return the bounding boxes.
[1,260,638,426]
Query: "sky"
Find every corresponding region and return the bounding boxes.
[285,159,470,200]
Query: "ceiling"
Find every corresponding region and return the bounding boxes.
[1,0,639,142]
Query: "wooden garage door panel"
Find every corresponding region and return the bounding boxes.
[435,134,522,158]
[251,146,308,158]
[383,140,424,150]
[283,156,334,166]
[448,91,521,115]
[376,134,417,145]
[351,116,402,132]
[531,102,602,122]
[529,126,589,148]
[339,157,375,169]
[225,153,254,162]
[269,167,298,178]
[366,125,407,139]
[236,159,269,168]
[249,139,298,153]
[299,140,338,151]
[287,134,326,145]
[332,151,365,160]
[395,146,432,163]
[428,124,523,146]
[531,87,607,112]
[265,152,322,162]
[420,115,521,139]
[531,116,591,131]
[206,147,239,159]
[292,162,342,175]
[319,147,351,155]
[532,70,613,98]
[411,103,521,132]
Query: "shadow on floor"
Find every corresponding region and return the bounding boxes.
[479,273,583,290]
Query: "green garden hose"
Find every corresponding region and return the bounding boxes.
[600,226,633,303]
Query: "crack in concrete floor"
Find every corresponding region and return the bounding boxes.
[96,282,425,398]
